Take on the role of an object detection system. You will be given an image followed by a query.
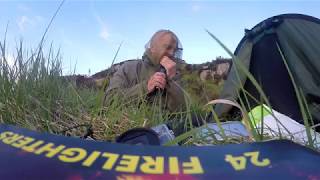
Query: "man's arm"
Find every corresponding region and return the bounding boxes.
[105,63,148,105]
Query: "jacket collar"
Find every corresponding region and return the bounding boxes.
[142,53,160,68]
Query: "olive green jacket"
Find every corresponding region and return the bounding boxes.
[105,55,186,112]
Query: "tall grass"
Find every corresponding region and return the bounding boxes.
[0,39,92,134]
[1,26,318,150]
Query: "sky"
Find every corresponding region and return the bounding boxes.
[1,0,319,75]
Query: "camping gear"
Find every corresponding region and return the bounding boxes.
[116,128,160,145]
[118,121,249,146]
[195,99,251,144]
[247,104,320,147]
[151,123,176,145]
[206,99,254,140]
[214,14,320,128]
[116,124,175,145]
[197,121,250,142]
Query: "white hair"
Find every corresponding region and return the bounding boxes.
[144,30,183,60]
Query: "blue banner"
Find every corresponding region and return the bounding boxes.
[0,124,319,179]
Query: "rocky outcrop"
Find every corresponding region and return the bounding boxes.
[185,58,231,84]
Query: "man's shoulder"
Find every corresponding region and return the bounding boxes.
[116,59,143,75]
[119,59,142,67]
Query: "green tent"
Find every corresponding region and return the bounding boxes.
[214,14,320,128]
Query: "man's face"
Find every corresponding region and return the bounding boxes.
[149,33,177,64]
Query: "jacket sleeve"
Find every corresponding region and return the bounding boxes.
[104,63,148,105]
[165,79,187,112]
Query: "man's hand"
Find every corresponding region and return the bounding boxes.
[147,72,166,93]
[160,56,176,79]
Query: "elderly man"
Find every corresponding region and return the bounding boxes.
[105,30,186,113]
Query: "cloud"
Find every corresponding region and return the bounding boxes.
[17,15,45,32]
[17,16,32,31]
[100,25,109,40]
[191,4,201,12]
[95,15,110,41]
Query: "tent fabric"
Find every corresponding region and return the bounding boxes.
[214,14,320,126]
[243,34,302,121]
[277,18,320,121]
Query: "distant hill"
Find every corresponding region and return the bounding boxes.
[64,57,232,105]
